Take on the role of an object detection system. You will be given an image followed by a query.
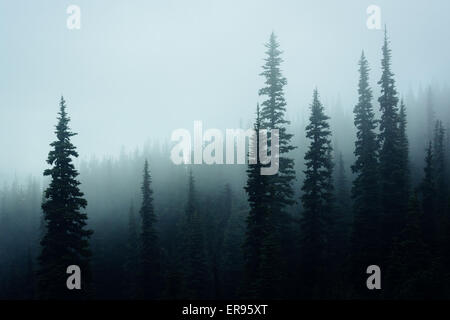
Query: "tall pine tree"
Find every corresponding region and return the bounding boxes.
[243,104,272,298]
[377,29,405,256]
[420,142,437,248]
[433,120,447,220]
[182,170,208,299]
[426,87,435,143]
[326,151,351,297]
[398,99,410,212]
[124,201,139,299]
[350,52,381,296]
[299,89,333,298]
[38,96,92,299]
[256,32,296,298]
[138,159,161,299]
[259,32,296,212]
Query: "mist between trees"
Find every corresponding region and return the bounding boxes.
[1,31,450,300]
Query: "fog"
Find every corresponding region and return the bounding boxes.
[1,0,450,183]
[1,0,450,301]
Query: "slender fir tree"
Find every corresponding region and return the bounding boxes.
[38,96,92,299]
[327,151,351,292]
[259,32,296,212]
[343,52,379,284]
[433,120,447,219]
[420,142,437,248]
[335,152,351,218]
[299,89,333,298]
[426,87,435,143]
[243,104,271,298]
[138,159,161,299]
[398,99,410,217]
[124,201,139,299]
[377,28,405,254]
[182,170,208,299]
[256,32,296,298]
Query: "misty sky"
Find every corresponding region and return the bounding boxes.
[1,0,449,183]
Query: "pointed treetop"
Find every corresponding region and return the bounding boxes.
[381,26,393,73]
[383,25,389,44]
[359,50,368,66]
[263,32,283,62]
[142,158,151,181]
[59,96,67,116]
[269,31,277,43]
[256,103,260,123]
[312,87,320,104]
[382,26,390,53]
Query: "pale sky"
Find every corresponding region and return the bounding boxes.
[1,0,449,183]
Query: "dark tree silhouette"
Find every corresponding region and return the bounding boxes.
[433,121,447,221]
[257,32,296,298]
[243,104,272,298]
[138,160,161,299]
[38,96,92,299]
[181,170,208,299]
[299,89,333,298]
[420,142,437,248]
[377,29,406,256]
[124,201,139,298]
[398,100,410,206]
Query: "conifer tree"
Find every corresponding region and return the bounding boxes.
[256,32,296,298]
[138,160,161,299]
[299,89,333,297]
[350,52,381,290]
[38,96,92,299]
[398,99,410,215]
[426,87,435,142]
[420,142,437,247]
[243,105,267,297]
[182,170,208,299]
[433,120,447,219]
[335,152,351,216]
[261,35,293,193]
[377,29,404,253]
[124,201,139,298]
[39,192,47,241]
[328,151,351,292]
[259,31,296,208]
[243,104,271,298]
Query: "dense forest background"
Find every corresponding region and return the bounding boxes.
[1,30,450,300]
